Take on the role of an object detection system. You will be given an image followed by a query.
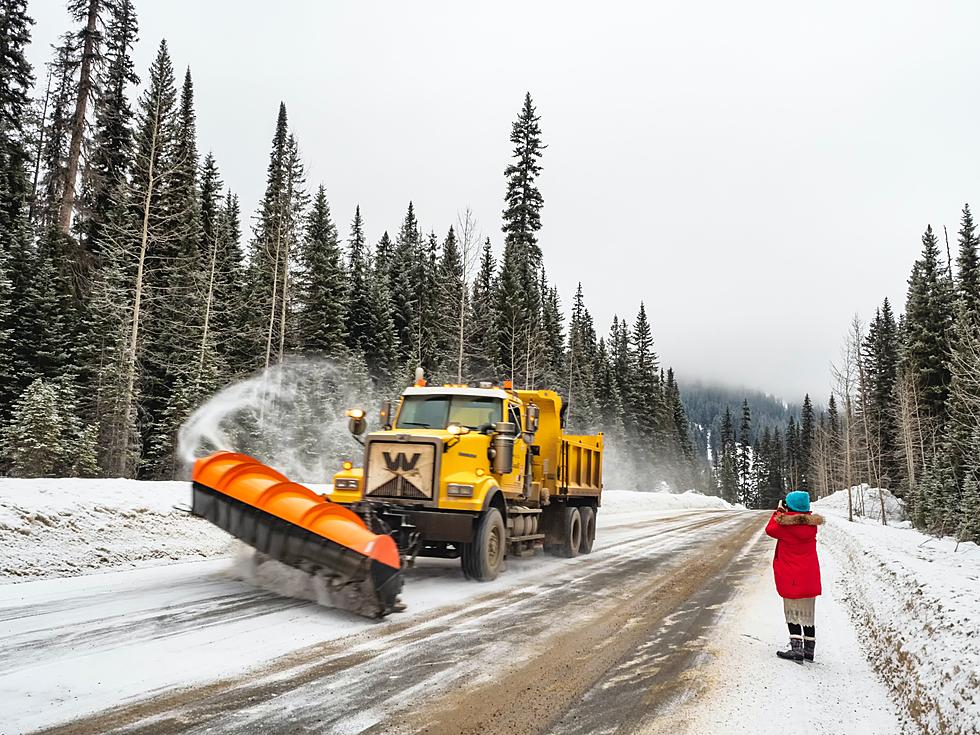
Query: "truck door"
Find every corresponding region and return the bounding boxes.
[505,401,528,496]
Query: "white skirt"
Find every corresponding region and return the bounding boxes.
[783,596,816,626]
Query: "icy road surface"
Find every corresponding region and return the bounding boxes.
[1,503,901,734]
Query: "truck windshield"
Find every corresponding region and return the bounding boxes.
[396,395,502,430]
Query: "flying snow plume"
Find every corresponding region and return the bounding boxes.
[177,358,378,483]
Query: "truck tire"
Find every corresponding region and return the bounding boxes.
[461,508,506,581]
[558,506,582,558]
[579,506,596,554]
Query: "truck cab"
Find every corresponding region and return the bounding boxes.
[331,382,602,581]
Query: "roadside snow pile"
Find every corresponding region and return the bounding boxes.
[816,485,906,524]
[819,511,980,735]
[0,478,233,582]
[602,489,736,513]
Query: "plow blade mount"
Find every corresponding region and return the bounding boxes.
[191,451,402,618]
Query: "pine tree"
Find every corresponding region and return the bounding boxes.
[955,204,980,325]
[140,63,209,477]
[496,93,546,387]
[502,92,545,265]
[737,399,752,504]
[296,184,347,356]
[0,0,36,421]
[390,202,420,365]
[1,378,64,477]
[566,283,598,432]
[799,394,814,495]
[904,225,955,424]
[250,103,307,370]
[345,206,371,357]
[364,232,398,386]
[467,238,497,379]
[718,406,739,503]
[79,0,137,258]
[629,302,659,447]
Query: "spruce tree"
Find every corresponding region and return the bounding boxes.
[0,0,36,420]
[79,0,138,258]
[737,399,752,504]
[629,302,659,447]
[1,378,64,477]
[345,206,372,357]
[364,233,398,386]
[566,283,598,432]
[467,238,497,379]
[390,202,420,364]
[502,92,545,265]
[799,394,815,495]
[955,204,980,324]
[296,184,347,356]
[904,225,955,423]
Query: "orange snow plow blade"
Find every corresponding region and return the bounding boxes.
[191,451,402,617]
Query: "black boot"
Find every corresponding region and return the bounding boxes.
[804,637,815,662]
[776,637,804,663]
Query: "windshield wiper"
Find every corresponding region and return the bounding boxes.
[397,421,432,427]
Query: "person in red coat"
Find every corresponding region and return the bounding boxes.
[765,490,824,663]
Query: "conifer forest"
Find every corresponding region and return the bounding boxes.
[1,0,978,547]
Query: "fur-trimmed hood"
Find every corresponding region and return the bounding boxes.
[775,511,825,526]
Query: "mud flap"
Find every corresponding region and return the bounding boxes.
[191,452,402,618]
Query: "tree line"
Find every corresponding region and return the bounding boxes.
[711,215,980,544]
[0,0,706,490]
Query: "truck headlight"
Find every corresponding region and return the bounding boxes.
[447,483,474,497]
[334,478,359,490]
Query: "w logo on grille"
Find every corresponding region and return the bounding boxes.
[383,451,421,472]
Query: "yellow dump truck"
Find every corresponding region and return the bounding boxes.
[190,374,603,616]
[330,378,604,581]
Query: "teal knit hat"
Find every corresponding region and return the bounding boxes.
[785,490,811,512]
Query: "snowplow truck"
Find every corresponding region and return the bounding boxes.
[190,377,602,617]
[331,379,604,582]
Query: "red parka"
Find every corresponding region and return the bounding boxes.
[764,510,824,599]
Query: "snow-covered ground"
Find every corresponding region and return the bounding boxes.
[0,478,233,581]
[814,489,980,735]
[0,477,731,584]
[0,477,739,734]
[648,524,902,734]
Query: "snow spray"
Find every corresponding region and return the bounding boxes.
[177,358,378,483]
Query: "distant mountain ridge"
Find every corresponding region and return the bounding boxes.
[680,381,805,461]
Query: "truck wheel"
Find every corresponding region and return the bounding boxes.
[579,506,596,554]
[461,508,506,581]
[559,507,582,558]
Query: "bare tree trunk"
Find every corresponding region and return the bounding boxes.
[58,0,101,235]
[197,233,218,383]
[117,89,161,476]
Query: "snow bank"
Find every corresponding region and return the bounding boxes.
[602,488,736,513]
[0,478,233,582]
[819,511,980,735]
[0,477,733,585]
[815,485,906,524]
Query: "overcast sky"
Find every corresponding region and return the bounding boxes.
[25,1,980,401]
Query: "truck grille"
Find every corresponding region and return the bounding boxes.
[365,441,436,500]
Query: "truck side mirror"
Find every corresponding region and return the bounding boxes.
[380,399,392,430]
[526,403,540,435]
[346,408,367,436]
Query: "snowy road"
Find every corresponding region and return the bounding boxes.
[2,507,769,735]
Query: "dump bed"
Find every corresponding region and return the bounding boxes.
[557,434,603,499]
